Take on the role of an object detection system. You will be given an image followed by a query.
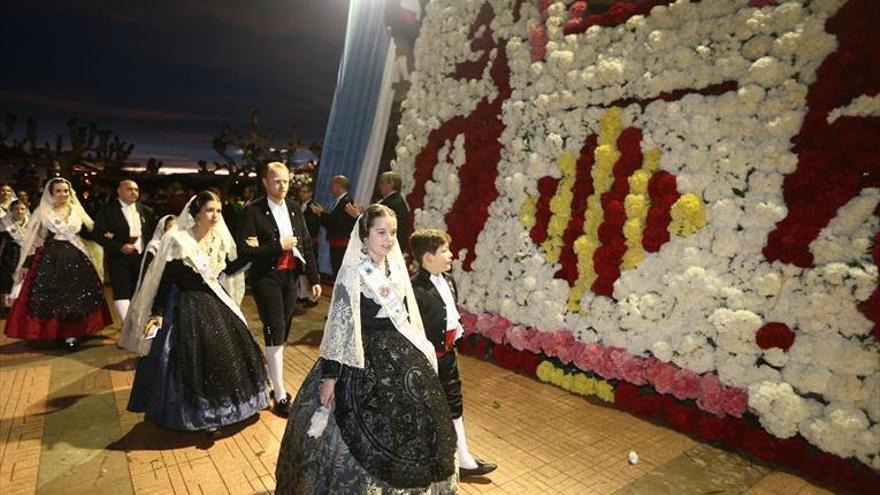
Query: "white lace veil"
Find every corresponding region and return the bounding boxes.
[120,194,245,355]
[15,178,94,273]
[318,213,437,371]
[145,214,177,256]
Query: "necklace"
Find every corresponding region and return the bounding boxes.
[198,230,216,257]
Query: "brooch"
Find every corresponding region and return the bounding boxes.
[378,286,391,298]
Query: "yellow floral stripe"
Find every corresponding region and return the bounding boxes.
[540,150,579,263]
[536,361,615,403]
[519,196,537,229]
[669,193,705,237]
[568,107,623,310]
[621,148,661,270]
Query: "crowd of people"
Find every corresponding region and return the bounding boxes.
[0,165,496,493]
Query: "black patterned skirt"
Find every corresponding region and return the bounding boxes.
[275,328,457,494]
[128,287,270,431]
[5,239,112,340]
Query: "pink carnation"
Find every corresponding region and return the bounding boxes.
[596,347,622,380]
[619,355,649,386]
[696,374,725,417]
[539,331,576,362]
[460,310,477,335]
[506,325,531,351]
[573,342,603,373]
[647,360,677,395]
[721,386,749,418]
[671,369,701,400]
[556,335,580,364]
[475,314,508,344]
[487,316,510,344]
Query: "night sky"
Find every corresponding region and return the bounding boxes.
[1,0,350,168]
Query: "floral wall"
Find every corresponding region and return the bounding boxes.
[392,0,878,489]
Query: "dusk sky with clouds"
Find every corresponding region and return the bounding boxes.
[1,0,350,167]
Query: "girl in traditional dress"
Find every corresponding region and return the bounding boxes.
[115,214,176,352]
[0,200,29,307]
[4,178,112,350]
[126,191,268,438]
[275,204,457,494]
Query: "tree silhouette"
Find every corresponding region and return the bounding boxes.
[209,110,322,176]
[0,113,136,179]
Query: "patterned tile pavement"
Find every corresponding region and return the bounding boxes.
[0,289,846,494]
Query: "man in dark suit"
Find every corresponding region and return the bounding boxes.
[410,228,497,479]
[377,171,411,255]
[94,179,155,327]
[237,162,321,417]
[296,184,321,307]
[309,175,357,277]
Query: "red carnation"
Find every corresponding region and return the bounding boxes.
[696,415,726,442]
[755,322,797,351]
[473,337,489,358]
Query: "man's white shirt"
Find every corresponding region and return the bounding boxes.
[119,199,143,252]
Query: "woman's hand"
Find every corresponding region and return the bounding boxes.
[14,268,27,282]
[245,236,259,247]
[319,378,336,407]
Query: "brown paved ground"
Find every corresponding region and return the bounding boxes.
[0,288,844,494]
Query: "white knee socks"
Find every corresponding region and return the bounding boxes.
[265,345,287,401]
[113,299,130,323]
[453,417,478,469]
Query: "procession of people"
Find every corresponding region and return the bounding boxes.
[0,163,496,493]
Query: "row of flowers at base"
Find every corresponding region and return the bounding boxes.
[461,309,749,418]
[457,332,879,495]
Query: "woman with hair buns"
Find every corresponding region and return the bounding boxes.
[125,191,269,439]
[4,177,112,350]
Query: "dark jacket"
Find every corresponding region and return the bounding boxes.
[411,268,458,353]
[93,200,155,267]
[378,191,410,252]
[320,193,356,242]
[302,199,321,243]
[237,196,320,284]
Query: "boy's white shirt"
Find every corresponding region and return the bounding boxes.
[429,272,465,341]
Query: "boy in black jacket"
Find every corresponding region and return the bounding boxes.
[410,229,497,479]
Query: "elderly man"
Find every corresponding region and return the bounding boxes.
[94,179,155,325]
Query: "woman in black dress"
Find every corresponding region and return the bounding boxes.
[125,191,268,438]
[5,178,112,349]
[275,204,457,494]
[0,200,29,307]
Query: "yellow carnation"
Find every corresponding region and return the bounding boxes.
[643,148,661,172]
[628,170,651,196]
[595,381,615,403]
[623,218,643,243]
[536,361,555,382]
[557,151,578,176]
[669,193,705,236]
[599,107,623,145]
[621,249,645,270]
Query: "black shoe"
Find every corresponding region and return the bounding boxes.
[273,392,292,418]
[459,459,497,478]
[205,426,221,440]
[62,339,78,352]
[302,299,318,308]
